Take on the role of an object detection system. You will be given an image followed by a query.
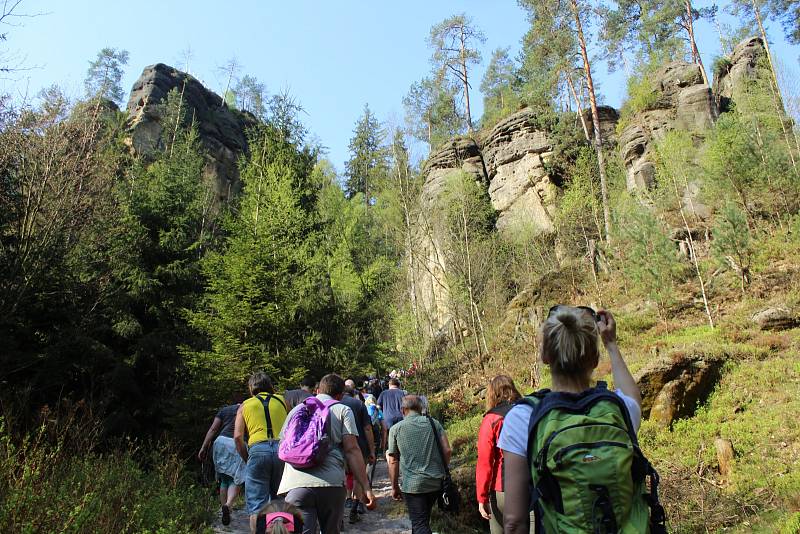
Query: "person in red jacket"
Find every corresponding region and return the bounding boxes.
[476,375,529,534]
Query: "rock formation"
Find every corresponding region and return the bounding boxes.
[713,37,766,112]
[751,306,799,331]
[618,62,717,191]
[636,351,726,427]
[126,63,257,202]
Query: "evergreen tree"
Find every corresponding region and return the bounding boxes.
[235,74,268,119]
[403,75,461,151]
[427,14,486,131]
[344,104,388,202]
[480,47,519,126]
[84,47,129,105]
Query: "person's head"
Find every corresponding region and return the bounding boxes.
[344,378,356,394]
[318,373,346,399]
[485,375,522,411]
[388,378,401,388]
[401,395,424,416]
[540,306,600,381]
[248,372,275,396]
[256,501,303,534]
[300,376,316,391]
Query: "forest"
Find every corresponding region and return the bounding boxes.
[1,0,800,532]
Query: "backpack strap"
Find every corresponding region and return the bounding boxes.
[258,393,285,440]
[427,416,451,479]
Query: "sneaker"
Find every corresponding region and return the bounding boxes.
[221,505,231,526]
[349,507,361,524]
[357,502,367,514]
[345,497,355,509]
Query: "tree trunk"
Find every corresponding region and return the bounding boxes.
[571,0,612,244]
[566,72,591,142]
[460,30,473,131]
[684,1,709,86]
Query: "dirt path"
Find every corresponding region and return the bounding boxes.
[213,458,411,533]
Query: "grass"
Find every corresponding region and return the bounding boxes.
[0,416,213,533]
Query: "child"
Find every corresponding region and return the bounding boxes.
[254,501,303,534]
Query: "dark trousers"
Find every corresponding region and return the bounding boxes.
[285,486,346,534]
[403,491,439,534]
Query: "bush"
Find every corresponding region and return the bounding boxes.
[0,419,212,533]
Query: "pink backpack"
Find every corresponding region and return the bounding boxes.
[278,396,339,469]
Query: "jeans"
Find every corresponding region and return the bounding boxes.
[285,486,347,534]
[403,491,439,534]
[245,440,283,515]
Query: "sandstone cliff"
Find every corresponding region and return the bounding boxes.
[126,63,257,202]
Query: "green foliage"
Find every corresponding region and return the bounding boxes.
[84,47,129,105]
[555,146,604,257]
[344,104,388,201]
[613,195,685,313]
[0,419,211,533]
[403,75,462,150]
[479,47,520,129]
[711,202,754,291]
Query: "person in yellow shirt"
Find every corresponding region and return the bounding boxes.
[235,372,288,534]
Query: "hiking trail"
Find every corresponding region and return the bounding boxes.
[213,457,412,533]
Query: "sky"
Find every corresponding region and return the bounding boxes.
[3,1,799,173]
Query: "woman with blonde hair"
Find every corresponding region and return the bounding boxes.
[497,306,662,533]
[254,501,304,534]
[475,375,532,533]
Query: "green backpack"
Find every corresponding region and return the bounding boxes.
[520,382,666,534]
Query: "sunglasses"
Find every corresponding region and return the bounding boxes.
[548,304,600,322]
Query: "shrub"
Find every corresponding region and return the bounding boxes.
[0,419,212,533]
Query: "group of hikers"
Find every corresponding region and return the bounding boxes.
[199,307,667,534]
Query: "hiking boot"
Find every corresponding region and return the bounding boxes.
[357,502,367,514]
[348,507,361,524]
[221,505,231,526]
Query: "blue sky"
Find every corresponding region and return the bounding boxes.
[3,1,799,172]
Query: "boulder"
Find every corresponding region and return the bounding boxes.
[751,306,798,331]
[636,351,726,427]
[618,62,717,192]
[126,63,258,203]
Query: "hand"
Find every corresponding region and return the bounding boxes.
[478,501,492,520]
[597,309,617,345]
[198,448,207,462]
[364,489,378,509]
[391,486,403,501]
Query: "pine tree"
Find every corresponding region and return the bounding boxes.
[344,104,388,203]
[85,47,129,105]
[480,47,518,126]
[427,14,486,131]
[403,75,461,151]
[235,75,268,119]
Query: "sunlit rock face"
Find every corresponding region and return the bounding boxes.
[713,36,767,112]
[617,61,717,191]
[126,63,257,203]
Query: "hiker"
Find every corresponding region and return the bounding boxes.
[284,376,315,410]
[254,501,304,534]
[198,398,245,526]
[340,379,376,524]
[278,373,376,534]
[234,372,289,533]
[376,378,405,450]
[499,307,664,533]
[475,375,534,534]
[387,394,451,534]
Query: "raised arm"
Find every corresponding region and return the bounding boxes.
[598,309,642,407]
[502,450,533,534]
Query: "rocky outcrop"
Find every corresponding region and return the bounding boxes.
[482,109,558,231]
[714,37,766,112]
[751,306,799,331]
[618,62,717,191]
[126,63,257,202]
[636,351,726,427]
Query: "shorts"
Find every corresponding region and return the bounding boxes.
[383,415,403,429]
[218,472,236,489]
